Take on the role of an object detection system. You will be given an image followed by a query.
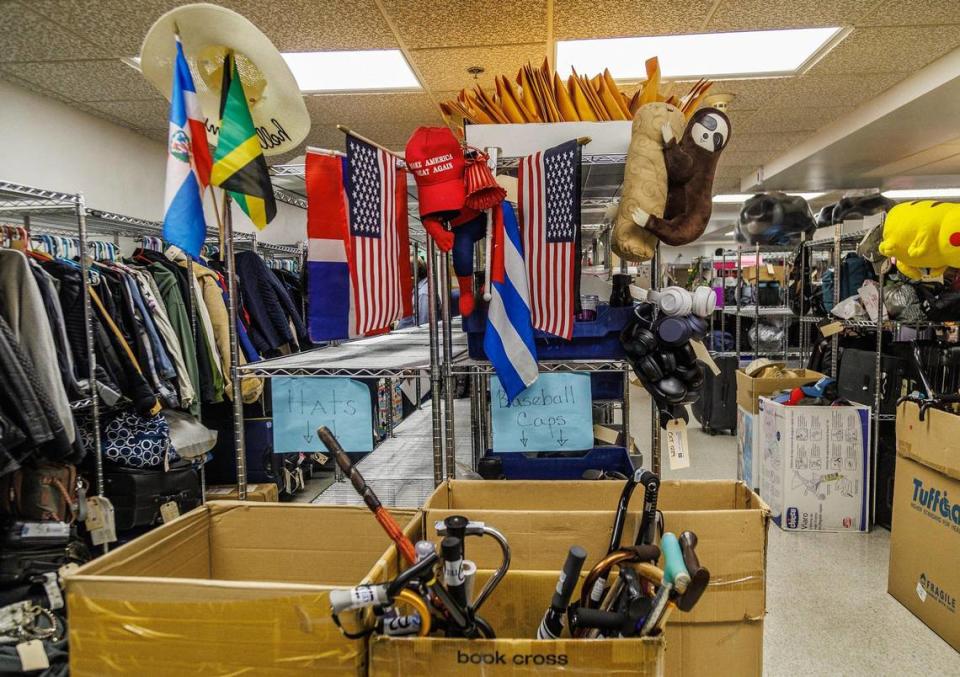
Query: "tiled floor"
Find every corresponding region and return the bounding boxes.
[628,387,959,674]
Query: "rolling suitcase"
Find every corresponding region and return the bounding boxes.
[837,349,911,414]
[692,355,738,435]
[103,466,201,531]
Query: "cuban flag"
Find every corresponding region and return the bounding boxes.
[162,34,212,258]
[484,201,538,403]
[305,151,354,341]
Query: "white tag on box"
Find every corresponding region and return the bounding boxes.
[666,419,691,470]
[160,501,180,523]
[17,640,50,671]
[690,340,721,375]
[766,263,775,275]
[916,580,928,603]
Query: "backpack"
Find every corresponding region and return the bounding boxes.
[822,254,876,312]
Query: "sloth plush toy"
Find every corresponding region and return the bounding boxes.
[631,107,730,246]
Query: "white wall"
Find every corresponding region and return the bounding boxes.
[0,78,306,244]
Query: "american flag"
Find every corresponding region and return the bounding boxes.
[519,139,582,340]
[345,135,412,335]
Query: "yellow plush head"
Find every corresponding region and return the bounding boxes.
[880,200,960,278]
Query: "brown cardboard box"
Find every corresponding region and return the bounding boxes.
[422,480,769,677]
[368,569,663,676]
[205,483,280,502]
[66,502,418,676]
[895,401,960,480]
[887,455,960,651]
[736,368,825,414]
[741,264,788,284]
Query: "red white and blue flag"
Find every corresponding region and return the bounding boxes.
[305,137,411,340]
[162,35,212,257]
[519,139,582,340]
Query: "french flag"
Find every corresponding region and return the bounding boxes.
[162,34,212,257]
[484,201,538,402]
[306,151,354,341]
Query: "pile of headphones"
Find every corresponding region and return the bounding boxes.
[620,286,717,427]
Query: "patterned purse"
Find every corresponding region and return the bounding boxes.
[78,411,179,469]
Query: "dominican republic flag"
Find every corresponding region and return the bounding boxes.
[519,139,582,340]
[162,34,212,258]
[305,151,353,341]
[485,201,538,403]
[344,134,412,336]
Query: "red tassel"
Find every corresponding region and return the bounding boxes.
[464,155,506,211]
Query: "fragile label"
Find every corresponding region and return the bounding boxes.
[820,321,844,337]
[916,581,928,603]
[666,419,691,470]
[17,640,49,672]
[160,501,180,523]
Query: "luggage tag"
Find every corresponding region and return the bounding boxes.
[86,496,117,546]
[160,501,180,523]
[665,419,690,470]
[40,573,64,611]
[689,340,721,375]
[766,263,775,275]
[819,321,844,337]
[17,640,50,671]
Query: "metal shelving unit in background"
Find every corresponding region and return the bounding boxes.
[733,242,800,364]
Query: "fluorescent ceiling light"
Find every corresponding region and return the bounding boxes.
[713,192,824,204]
[882,188,960,199]
[556,27,844,80]
[282,50,420,92]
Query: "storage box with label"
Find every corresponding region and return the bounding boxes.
[888,402,960,651]
[422,480,769,677]
[205,483,279,502]
[65,502,418,676]
[737,405,760,491]
[368,569,663,676]
[736,368,825,414]
[758,397,870,532]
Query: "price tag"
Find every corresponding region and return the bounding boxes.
[666,419,690,470]
[41,572,64,610]
[17,640,50,672]
[766,263,775,275]
[84,497,104,531]
[88,496,117,546]
[160,501,180,523]
[820,321,844,337]
[690,340,721,375]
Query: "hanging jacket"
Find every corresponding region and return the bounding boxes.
[0,250,77,447]
[235,251,296,354]
[29,261,84,400]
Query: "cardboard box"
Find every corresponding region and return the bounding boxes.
[368,570,663,676]
[205,483,279,502]
[736,368,825,414]
[888,456,960,652]
[422,480,769,677]
[758,397,870,532]
[741,264,788,284]
[66,502,418,676]
[895,401,960,480]
[737,405,760,491]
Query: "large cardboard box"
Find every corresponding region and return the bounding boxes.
[66,502,417,676]
[368,570,663,676]
[895,401,960,480]
[737,405,760,491]
[422,480,769,677]
[205,483,279,502]
[736,368,825,415]
[887,455,960,651]
[758,397,870,532]
[742,264,788,284]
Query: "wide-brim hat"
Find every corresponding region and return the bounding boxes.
[140,3,309,156]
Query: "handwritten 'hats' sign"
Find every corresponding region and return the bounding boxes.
[271,377,373,454]
[140,3,309,156]
[491,373,593,452]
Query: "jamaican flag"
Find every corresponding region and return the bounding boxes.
[211,55,276,229]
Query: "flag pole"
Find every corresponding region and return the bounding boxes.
[336,125,406,164]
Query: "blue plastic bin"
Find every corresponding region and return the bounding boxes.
[463,303,635,360]
[485,446,633,480]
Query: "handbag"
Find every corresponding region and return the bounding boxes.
[78,410,179,469]
[0,463,81,522]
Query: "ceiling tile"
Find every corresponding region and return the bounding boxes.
[86,97,169,129]
[408,44,547,92]
[707,0,882,31]
[809,26,960,76]
[735,106,853,133]
[138,128,168,144]
[0,59,158,101]
[305,92,442,126]
[769,72,904,109]
[553,1,714,40]
[0,2,106,62]
[26,0,397,57]
[0,70,77,105]
[712,173,744,193]
[725,131,810,154]
[860,0,960,27]
[722,150,776,168]
[381,0,546,49]
[697,78,791,111]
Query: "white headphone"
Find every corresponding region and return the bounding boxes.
[646,285,716,318]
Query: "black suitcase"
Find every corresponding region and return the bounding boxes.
[203,414,283,492]
[0,522,90,585]
[837,349,911,414]
[874,422,896,530]
[692,356,738,435]
[104,466,201,531]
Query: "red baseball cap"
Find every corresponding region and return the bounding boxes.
[405,127,465,219]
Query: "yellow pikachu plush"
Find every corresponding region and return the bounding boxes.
[879,200,960,279]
